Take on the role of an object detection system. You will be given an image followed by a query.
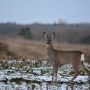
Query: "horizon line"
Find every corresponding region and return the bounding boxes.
[0,21,90,25]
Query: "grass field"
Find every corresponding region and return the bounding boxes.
[0,37,90,89]
[0,37,90,62]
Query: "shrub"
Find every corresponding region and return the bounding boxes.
[18,27,33,39]
[80,35,90,44]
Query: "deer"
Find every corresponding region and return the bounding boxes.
[43,32,90,82]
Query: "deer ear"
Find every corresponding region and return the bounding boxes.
[52,32,55,38]
[43,32,47,38]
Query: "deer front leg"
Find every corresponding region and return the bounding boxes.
[52,66,58,82]
[52,67,54,82]
[55,66,58,82]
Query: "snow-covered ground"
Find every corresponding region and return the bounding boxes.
[0,59,90,90]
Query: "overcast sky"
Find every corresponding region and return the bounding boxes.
[0,0,90,24]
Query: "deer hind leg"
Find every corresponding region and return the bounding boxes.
[81,61,90,79]
[80,53,90,82]
[70,66,79,82]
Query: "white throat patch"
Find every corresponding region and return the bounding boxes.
[46,44,49,48]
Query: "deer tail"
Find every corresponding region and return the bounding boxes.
[80,53,90,76]
[81,53,85,61]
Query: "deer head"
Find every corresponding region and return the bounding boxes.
[43,32,55,45]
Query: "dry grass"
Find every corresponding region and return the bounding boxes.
[0,37,47,58]
[0,37,90,62]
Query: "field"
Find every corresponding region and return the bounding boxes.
[0,57,90,90]
[0,37,90,60]
[0,37,90,90]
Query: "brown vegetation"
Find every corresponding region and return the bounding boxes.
[0,37,90,63]
[0,41,15,58]
[0,37,46,58]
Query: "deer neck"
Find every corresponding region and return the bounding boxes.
[46,43,54,53]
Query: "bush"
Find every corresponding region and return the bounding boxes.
[80,35,90,44]
[0,42,8,51]
[0,42,15,57]
[18,27,33,39]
